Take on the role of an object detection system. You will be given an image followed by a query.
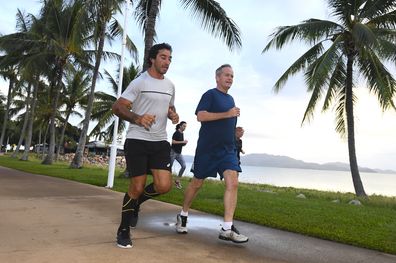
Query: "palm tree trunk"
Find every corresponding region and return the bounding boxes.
[56,110,71,160]
[41,123,49,160]
[42,62,64,165]
[38,127,42,151]
[41,93,57,164]
[70,21,106,169]
[0,77,15,152]
[21,78,39,161]
[142,0,160,71]
[11,83,31,158]
[346,56,367,197]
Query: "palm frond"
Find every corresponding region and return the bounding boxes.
[108,18,139,62]
[352,22,380,50]
[69,110,84,119]
[90,104,113,121]
[357,48,396,110]
[103,69,118,94]
[301,37,344,124]
[322,57,346,111]
[272,42,325,93]
[368,37,396,68]
[334,91,347,137]
[304,38,343,92]
[263,19,342,52]
[360,0,396,20]
[367,9,396,28]
[180,0,242,50]
[134,0,161,36]
[101,50,121,61]
[301,82,323,125]
[15,9,31,33]
[125,35,139,63]
[89,111,114,135]
[327,0,358,25]
[94,91,116,102]
[90,118,127,142]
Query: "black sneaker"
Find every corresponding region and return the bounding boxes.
[116,228,133,248]
[130,204,140,228]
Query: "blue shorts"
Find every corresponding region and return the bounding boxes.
[192,149,241,179]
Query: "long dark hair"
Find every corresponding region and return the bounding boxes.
[176,121,186,130]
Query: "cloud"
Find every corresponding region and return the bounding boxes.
[2,0,396,171]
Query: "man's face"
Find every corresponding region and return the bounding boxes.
[216,67,234,89]
[151,49,172,75]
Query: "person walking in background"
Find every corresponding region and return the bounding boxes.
[220,126,245,181]
[112,43,179,249]
[235,126,245,165]
[175,64,248,243]
[170,121,188,189]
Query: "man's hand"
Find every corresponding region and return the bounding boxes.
[228,107,240,118]
[136,114,156,130]
[168,108,179,124]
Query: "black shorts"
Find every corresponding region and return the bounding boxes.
[124,139,171,177]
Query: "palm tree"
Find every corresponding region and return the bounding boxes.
[0,9,44,159]
[20,76,42,161]
[70,0,137,168]
[56,66,90,160]
[0,93,5,119]
[37,0,92,165]
[0,68,17,152]
[263,0,396,197]
[30,84,54,158]
[0,0,91,164]
[10,82,32,158]
[89,62,140,141]
[133,0,242,70]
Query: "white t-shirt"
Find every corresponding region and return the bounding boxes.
[121,71,175,141]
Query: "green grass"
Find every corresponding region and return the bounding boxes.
[1,155,395,254]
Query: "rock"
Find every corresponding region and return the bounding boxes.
[348,199,362,206]
[296,193,306,199]
[57,153,126,169]
[258,189,276,194]
[331,199,340,203]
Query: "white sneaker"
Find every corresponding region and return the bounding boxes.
[176,214,188,234]
[175,180,182,189]
[219,225,248,243]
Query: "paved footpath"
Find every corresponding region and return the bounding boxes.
[1,166,395,263]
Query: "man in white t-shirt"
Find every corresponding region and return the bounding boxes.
[112,43,179,248]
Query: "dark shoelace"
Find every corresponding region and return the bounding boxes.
[231,225,240,234]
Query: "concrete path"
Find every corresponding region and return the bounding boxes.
[0,166,395,263]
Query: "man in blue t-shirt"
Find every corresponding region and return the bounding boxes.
[175,64,248,243]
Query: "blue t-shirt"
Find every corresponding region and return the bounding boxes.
[195,88,237,154]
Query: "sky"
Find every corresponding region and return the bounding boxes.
[1,0,396,170]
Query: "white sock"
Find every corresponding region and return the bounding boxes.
[180,210,188,217]
[222,221,232,230]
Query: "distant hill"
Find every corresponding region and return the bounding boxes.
[240,153,396,174]
[183,153,396,174]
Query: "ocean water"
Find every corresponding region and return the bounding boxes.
[171,162,396,197]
